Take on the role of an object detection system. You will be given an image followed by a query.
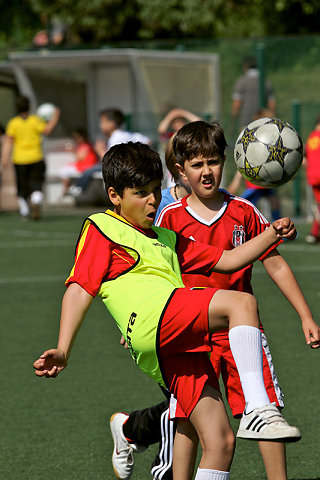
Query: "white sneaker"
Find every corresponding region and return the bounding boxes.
[305,235,319,244]
[110,412,144,479]
[237,403,301,442]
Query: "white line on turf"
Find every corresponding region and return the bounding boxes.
[253,265,320,274]
[279,244,320,252]
[0,229,75,239]
[0,275,65,284]
[0,265,318,285]
[0,241,74,248]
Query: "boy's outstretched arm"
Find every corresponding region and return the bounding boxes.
[214,218,296,274]
[33,283,93,377]
[262,250,320,348]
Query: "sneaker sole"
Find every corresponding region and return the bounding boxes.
[237,428,302,443]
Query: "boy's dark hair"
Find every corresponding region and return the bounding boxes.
[99,108,124,128]
[16,96,30,114]
[165,134,179,182]
[102,142,163,197]
[173,121,227,166]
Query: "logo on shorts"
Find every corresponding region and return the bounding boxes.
[126,312,138,364]
[232,225,246,247]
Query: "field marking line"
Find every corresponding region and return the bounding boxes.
[0,229,76,239]
[278,244,320,252]
[0,275,65,284]
[0,265,318,285]
[253,265,320,274]
[0,240,74,248]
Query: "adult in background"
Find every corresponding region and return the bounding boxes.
[0,96,60,220]
[231,56,276,131]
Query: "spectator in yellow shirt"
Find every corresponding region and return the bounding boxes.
[1,96,60,220]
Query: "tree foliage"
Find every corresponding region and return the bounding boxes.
[1,0,320,46]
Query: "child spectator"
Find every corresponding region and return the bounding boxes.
[70,108,150,200]
[0,96,60,220]
[158,107,200,142]
[304,115,320,243]
[155,135,190,221]
[59,128,98,195]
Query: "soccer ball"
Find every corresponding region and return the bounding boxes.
[36,103,56,122]
[234,117,303,187]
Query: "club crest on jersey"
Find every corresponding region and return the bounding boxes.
[232,225,246,247]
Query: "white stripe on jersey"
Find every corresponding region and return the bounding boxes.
[232,195,269,226]
[155,200,182,227]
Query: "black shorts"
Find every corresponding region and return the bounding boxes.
[14,160,46,198]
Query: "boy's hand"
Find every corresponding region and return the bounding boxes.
[272,217,296,240]
[120,335,129,349]
[301,318,320,349]
[33,349,67,377]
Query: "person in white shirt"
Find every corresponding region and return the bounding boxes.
[70,108,150,198]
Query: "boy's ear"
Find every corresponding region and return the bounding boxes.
[108,187,121,206]
[175,162,188,181]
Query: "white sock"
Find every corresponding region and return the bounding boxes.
[18,197,30,216]
[30,190,43,205]
[195,468,230,480]
[229,325,270,413]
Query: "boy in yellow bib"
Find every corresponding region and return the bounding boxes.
[33,142,303,480]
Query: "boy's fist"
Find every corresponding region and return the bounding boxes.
[33,349,67,378]
[272,217,296,240]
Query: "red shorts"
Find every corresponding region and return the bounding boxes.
[170,326,284,419]
[211,330,284,417]
[158,287,220,418]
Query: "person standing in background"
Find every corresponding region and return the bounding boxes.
[231,56,276,131]
[0,96,60,220]
[304,115,320,243]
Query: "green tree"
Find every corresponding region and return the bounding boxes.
[3,0,320,47]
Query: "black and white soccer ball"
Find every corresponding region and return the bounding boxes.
[234,117,303,187]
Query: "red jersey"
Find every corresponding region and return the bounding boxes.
[66,216,223,296]
[305,130,320,186]
[74,142,98,172]
[156,191,280,295]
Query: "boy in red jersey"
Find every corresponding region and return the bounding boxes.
[110,123,319,480]
[304,115,320,243]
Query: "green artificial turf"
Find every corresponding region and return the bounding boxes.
[0,210,319,479]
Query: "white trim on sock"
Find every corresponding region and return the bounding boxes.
[229,325,270,412]
[195,468,230,480]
